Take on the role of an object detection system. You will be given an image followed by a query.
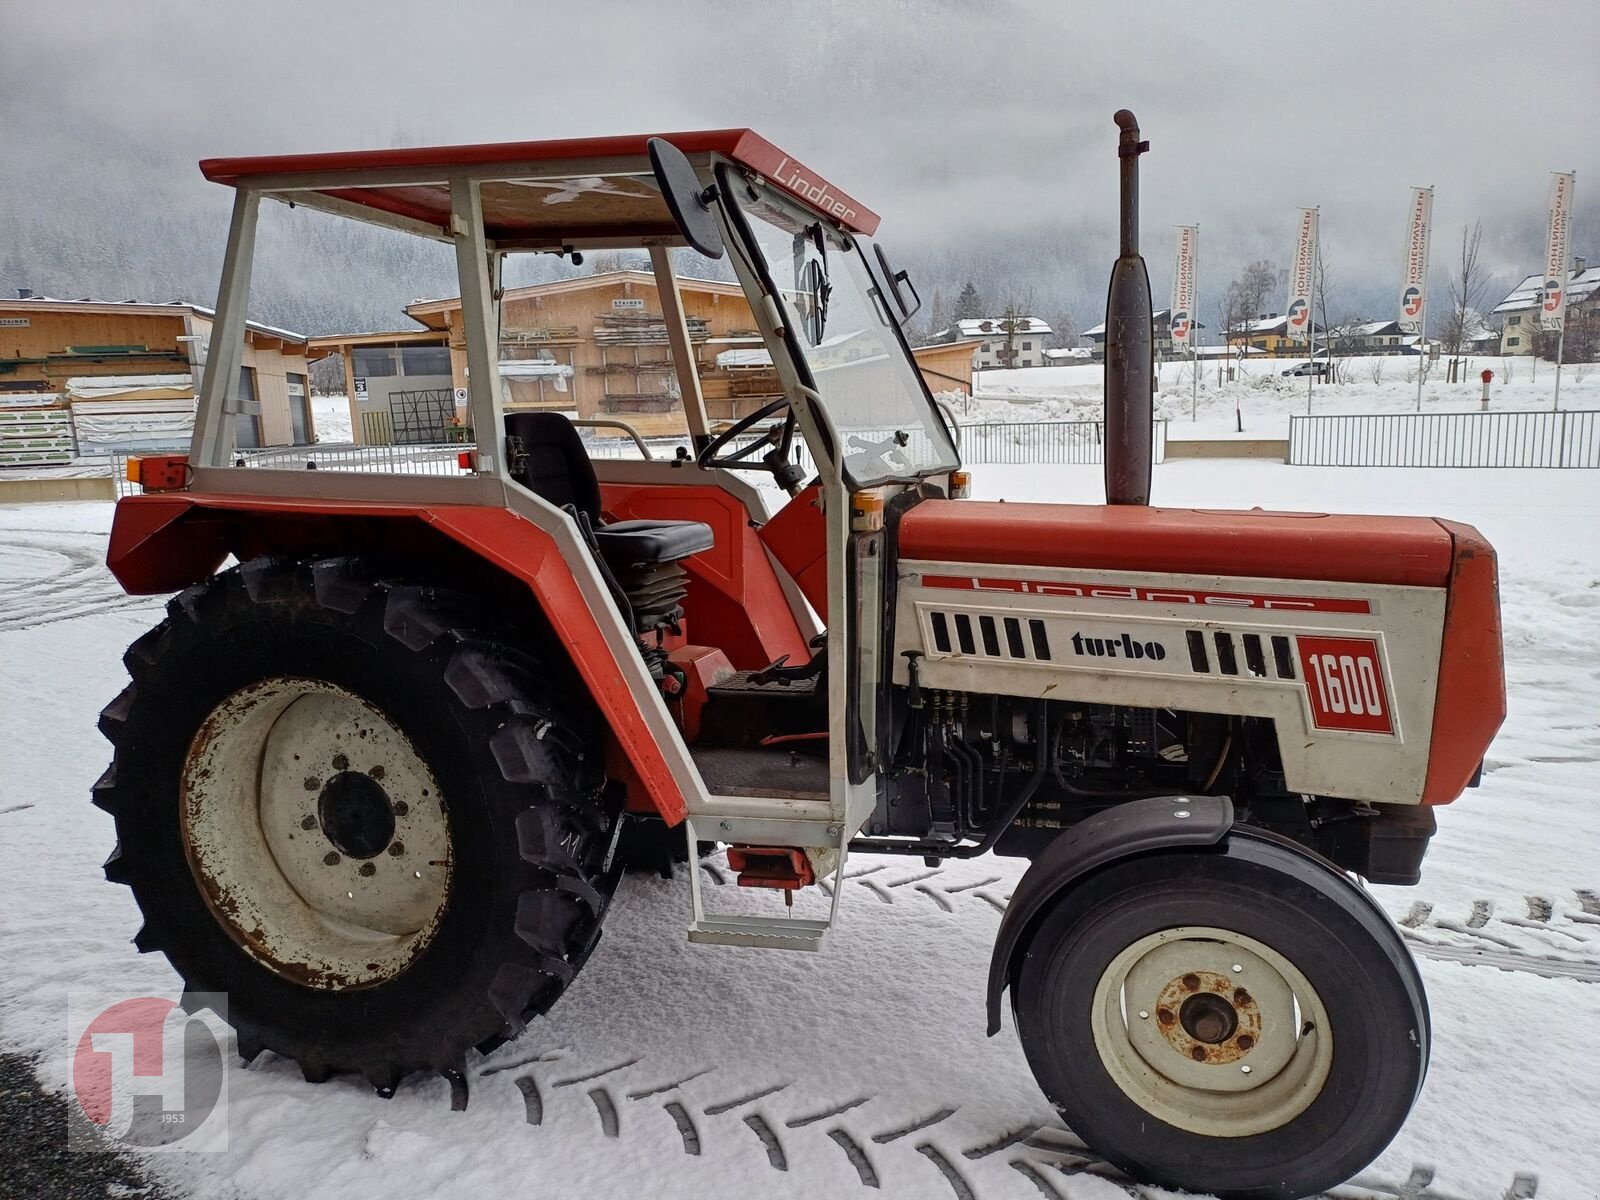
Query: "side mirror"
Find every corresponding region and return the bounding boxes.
[873,243,922,322]
[647,138,724,260]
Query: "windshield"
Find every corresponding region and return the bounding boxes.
[726,178,959,486]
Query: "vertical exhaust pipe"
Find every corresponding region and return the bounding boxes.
[1103,110,1153,506]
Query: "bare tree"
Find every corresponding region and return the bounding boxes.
[1047,309,1078,350]
[1439,222,1489,382]
[1222,260,1276,365]
[997,287,1038,369]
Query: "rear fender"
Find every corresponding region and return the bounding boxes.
[986,794,1232,1035]
[107,493,690,822]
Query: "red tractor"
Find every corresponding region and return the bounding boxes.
[99,119,1503,1198]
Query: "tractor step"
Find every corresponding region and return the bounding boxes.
[691,745,829,800]
[687,914,830,951]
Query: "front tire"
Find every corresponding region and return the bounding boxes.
[96,556,620,1095]
[1013,832,1428,1199]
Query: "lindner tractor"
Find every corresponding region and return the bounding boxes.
[99,115,1503,1198]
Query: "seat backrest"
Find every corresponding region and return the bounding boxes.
[504,412,601,522]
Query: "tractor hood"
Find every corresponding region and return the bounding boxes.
[896,499,1457,588]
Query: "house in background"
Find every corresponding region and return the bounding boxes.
[1490,258,1596,355]
[1081,310,1202,361]
[942,316,1052,370]
[1225,313,1326,358]
[316,270,976,444]
[0,293,311,466]
[1342,320,1419,356]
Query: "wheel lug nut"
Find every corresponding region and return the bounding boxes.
[369,765,385,781]
[1182,973,1200,991]
[387,842,405,857]
[323,851,340,866]
[392,801,408,816]
[1190,1046,1207,1062]
[301,815,317,830]
[303,776,321,792]
[1234,988,1251,1005]
[1156,1008,1175,1025]
[358,862,376,877]
[332,754,349,771]
[1237,1034,1255,1050]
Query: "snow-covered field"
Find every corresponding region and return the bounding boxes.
[2,461,1598,1200]
[967,358,1600,441]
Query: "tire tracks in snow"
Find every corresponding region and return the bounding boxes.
[474,1043,1544,1199]
[0,529,159,632]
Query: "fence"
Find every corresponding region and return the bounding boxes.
[110,418,1166,496]
[1288,410,1600,468]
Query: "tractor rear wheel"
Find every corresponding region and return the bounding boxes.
[96,556,620,1096]
[1012,831,1428,1200]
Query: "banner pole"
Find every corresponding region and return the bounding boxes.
[1307,234,1316,415]
[1553,325,1565,410]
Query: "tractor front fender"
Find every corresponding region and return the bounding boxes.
[986,794,1233,1036]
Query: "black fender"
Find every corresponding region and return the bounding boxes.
[986,794,1233,1035]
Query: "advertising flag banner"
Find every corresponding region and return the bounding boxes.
[1286,208,1318,344]
[1542,172,1575,332]
[1170,226,1198,349]
[1398,187,1432,335]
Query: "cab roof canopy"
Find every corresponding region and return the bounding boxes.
[200,128,881,248]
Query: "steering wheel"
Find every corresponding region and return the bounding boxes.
[697,397,803,489]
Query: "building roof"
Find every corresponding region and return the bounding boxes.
[1350,320,1402,337]
[403,269,746,328]
[955,316,1052,338]
[198,128,881,239]
[1491,265,1600,315]
[1081,309,1206,339]
[0,296,307,344]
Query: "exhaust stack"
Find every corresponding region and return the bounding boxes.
[1102,109,1153,506]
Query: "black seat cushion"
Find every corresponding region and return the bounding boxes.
[504,411,603,519]
[592,519,714,566]
[504,411,713,566]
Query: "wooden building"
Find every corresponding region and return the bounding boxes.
[0,295,312,464]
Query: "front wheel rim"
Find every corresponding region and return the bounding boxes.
[181,678,453,989]
[1089,925,1333,1137]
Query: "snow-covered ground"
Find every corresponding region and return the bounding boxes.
[2,462,1597,1200]
[967,357,1600,441]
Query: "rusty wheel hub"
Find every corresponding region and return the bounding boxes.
[181,678,452,989]
[1090,926,1333,1137]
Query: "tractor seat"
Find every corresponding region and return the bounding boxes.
[504,412,713,567]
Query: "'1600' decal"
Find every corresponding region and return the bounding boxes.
[1296,635,1394,734]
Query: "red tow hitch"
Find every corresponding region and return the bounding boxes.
[727,846,815,892]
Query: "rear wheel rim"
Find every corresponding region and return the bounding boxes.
[1089,925,1333,1137]
[181,678,452,989]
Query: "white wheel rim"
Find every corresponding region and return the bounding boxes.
[181,678,452,988]
[1089,926,1333,1137]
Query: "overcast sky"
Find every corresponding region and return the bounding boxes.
[3,0,1596,327]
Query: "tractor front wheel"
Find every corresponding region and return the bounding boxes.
[1012,832,1428,1200]
[96,556,619,1095]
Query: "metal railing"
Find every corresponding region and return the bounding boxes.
[111,418,1169,496]
[1288,410,1600,468]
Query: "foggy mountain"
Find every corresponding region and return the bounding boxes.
[2,2,1594,342]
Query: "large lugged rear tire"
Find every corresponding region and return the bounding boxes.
[96,555,620,1096]
[1012,832,1429,1200]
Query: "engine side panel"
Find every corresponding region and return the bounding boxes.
[893,558,1447,805]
